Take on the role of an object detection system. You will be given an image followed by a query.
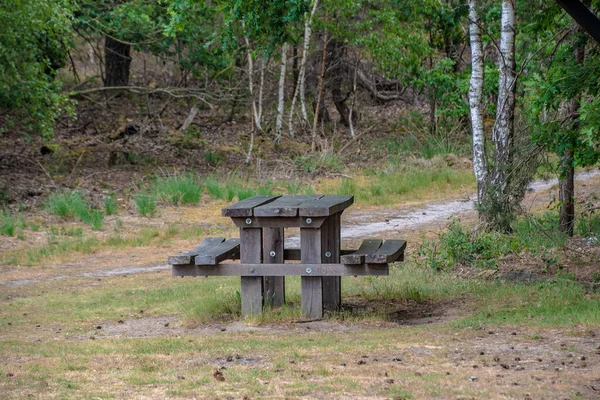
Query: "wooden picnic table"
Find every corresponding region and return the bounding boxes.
[169,195,406,319]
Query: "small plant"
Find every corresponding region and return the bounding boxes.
[103,195,118,216]
[204,151,225,167]
[337,179,356,196]
[153,174,203,206]
[45,190,104,229]
[0,212,26,236]
[45,190,87,218]
[135,191,157,217]
[204,178,225,199]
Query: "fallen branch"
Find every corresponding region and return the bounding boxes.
[69,86,218,109]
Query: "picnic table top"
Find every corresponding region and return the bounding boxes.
[222,195,354,218]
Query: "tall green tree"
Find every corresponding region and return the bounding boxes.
[0,0,74,137]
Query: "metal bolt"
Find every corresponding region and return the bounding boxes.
[249,267,255,274]
[306,218,312,224]
[245,218,252,225]
[269,251,276,257]
[325,251,332,258]
[305,267,312,274]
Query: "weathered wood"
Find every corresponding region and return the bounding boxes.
[283,248,356,261]
[194,238,240,265]
[254,195,323,217]
[231,216,326,229]
[322,213,341,311]
[240,228,263,317]
[365,240,407,264]
[300,228,323,319]
[173,263,389,276]
[222,195,280,217]
[299,195,354,217]
[340,239,383,265]
[263,227,285,307]
[168,237,225,265]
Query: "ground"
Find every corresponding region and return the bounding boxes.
[1,102,600,398]
[1,171,600,398]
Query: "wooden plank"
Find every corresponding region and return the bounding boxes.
[365,240,407,264]
[299,195,354,217]
[173,263,389,276]
[254,195,323,217]
[240,228,263,317]
[168,237,225,265]
[231,216,326,229]
[194,238,240,265]
[340,239,383,265]
[263,227,285,307]
[222,195,280,217]
[283,248,357,261]
[300,228,323,319]
[322,213,341,312]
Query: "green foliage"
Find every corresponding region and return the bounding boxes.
[103,195,118,216]
[134,191,157,217]
[294,152,344,174]
[203,151,225,167]
[0,212,27,237]
[45,190,105,230]
[153,174,203,206]
[0,0,74,137]
[418,220,513,271]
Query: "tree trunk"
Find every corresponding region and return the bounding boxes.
[312,28,328,151]
[491,0,516,192]
[275,44,289,142]
[104,36,131,87]
[559,25,585,236]
[244,35,263,133]
[468,0,488,204]
[288,0,319,137]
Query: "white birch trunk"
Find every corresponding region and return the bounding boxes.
[468,0,488,202]
[288,0,319,137]
[244,36,262,133]
[275,43,289,142]
[258,56,266,124]
[491,0,516,189]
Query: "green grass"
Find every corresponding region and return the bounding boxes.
[103,195,118,216]
[0,212,26,236]
[330,166,474,205]
[134,191,157,217]
[153,174,203,206]
[45,190,104,230]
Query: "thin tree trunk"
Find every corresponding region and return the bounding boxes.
[559,25,585,236]
[491,0,516,192]
[275,44,289,142]
[312,28,328,152]
[468,0,488,204]
[289,0,320,137]
[258,56,266,125]
[104,36,131,87]
[244,35,262,133]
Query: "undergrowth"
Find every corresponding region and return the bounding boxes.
[45,190,104,230]
[417,212,599,271]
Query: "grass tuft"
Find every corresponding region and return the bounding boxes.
[134,191,157,217]
[153,174,203,206]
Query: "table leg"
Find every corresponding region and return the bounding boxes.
[322,213,341,311]
[240,227,263,317]
[300,228,323,319]
[263,227,285,307]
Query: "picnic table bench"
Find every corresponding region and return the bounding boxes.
[169,195,406,319]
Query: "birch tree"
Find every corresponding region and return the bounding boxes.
[275,43,289,142]
[468,0,521,231]
[288,0,319,137]
[468,0,488,204]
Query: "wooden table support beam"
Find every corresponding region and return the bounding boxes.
[263,227,285,307]
[240,228,263,317]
